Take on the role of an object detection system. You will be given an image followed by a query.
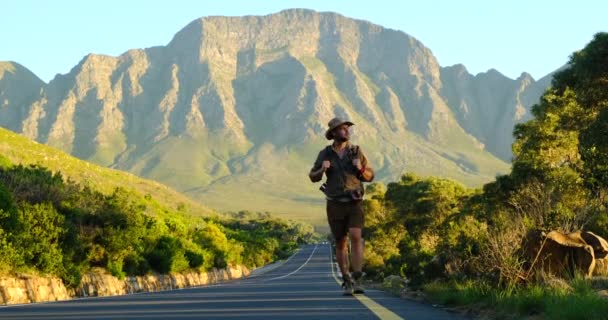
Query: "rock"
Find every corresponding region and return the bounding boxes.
[521,229,608,278]
[0,265,249,305]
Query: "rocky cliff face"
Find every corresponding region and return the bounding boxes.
[0,9,552,221]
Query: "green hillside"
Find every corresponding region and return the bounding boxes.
[0,127,213,217]
[0,127,315,286]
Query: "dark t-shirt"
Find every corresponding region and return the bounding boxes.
[311,143,372,200]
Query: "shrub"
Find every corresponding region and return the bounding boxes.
[146,236,189,273]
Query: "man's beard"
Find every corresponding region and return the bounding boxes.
[334,135,349,142]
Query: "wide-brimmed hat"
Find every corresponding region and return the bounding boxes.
[325,117,354,140]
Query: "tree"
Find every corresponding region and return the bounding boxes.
[505,32,608,233]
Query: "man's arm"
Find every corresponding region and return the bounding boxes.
[309,150,329,182]
[358,165,374,182]
[309,166,326,182]
[353,148,374,182]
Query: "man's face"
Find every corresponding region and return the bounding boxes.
[333,124,350,142]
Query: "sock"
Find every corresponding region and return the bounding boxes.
[352,271,363,280]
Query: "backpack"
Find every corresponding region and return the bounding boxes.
[323,144,364,200]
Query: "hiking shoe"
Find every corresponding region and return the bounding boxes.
[352,272,365,294]
[341,279,354,295]
[341,274,353,295]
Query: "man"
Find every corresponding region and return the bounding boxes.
[309,117,374,295]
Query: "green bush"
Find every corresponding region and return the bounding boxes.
[0,165,68,207]
[146,236,189,273]
[184,249,204,269]
[0,228,21,273]
[60,262,83,288]
[0,163,314,283]
[16,203,65,274]
[123,253,151,276]
[107,259,126,279]
[0,182,16,213]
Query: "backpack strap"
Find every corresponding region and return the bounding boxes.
[324,144,360,161]
[323,145,333,160]
[348,145,360,160]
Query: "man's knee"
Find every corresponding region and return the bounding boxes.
[351,235,364,245]
[335,238,348,250]
[349,228,363,243]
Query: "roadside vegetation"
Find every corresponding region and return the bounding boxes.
[0,160,314,287]
[362,32,608,318]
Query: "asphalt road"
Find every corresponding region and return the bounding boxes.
[0,244,469,319]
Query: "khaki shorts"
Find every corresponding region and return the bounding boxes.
[326,200,364,241]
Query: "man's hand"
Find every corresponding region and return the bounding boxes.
[352,158,362,170]
[309,160,330,182]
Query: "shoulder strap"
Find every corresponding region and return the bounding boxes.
[323,145,333,160]
[348,145,360,159]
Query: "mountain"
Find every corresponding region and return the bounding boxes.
[440,65,553,161]
[0,62,45,133]
[0,127,214,216]
[0,9,552,225]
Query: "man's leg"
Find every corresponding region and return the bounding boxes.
[349,227,365,294]
[327,201,354,294]
[349,227,363,273]
[336,236,354,295]
[327,201,350,278]
[335,237,350,277]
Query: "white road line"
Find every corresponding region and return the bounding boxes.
[0,245,314,308]
[266,244,318,281]
[246,247,301,279]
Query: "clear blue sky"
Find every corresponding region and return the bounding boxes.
[2,0,606,82]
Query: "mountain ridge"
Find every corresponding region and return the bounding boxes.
[0,9,553,225]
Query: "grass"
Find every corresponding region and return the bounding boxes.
[0,127,214,216]
[423,278,608,320]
